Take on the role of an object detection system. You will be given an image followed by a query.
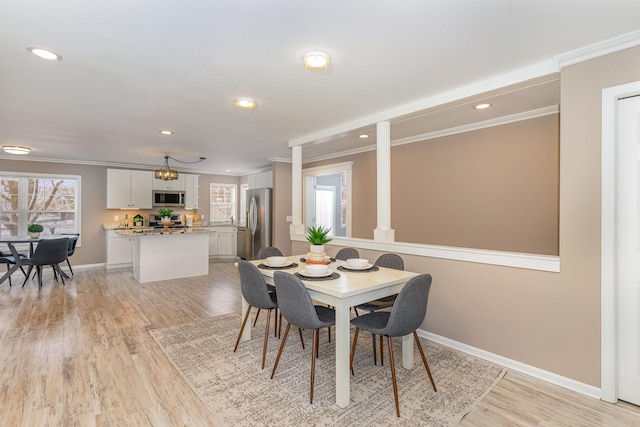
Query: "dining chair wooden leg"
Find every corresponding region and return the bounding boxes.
[372,333,377,365]
[253,308,261,327]
[310,329,318,404]
[270,323,291,379]
[273,308,278,337]
[298,326,305,350]
[414,331,437,391]
[233,305,253,353]
[261,309,271,369]
[387,335,401,417]
[349,327,360,375]
[380,335,384,366]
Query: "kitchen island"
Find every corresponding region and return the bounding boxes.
[117,228,210,283]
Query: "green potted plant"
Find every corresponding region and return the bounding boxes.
[158,208,173,222]
[28,223,43,238]
[306,225,332,263]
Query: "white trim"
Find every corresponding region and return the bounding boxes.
[418,329,601,399]
[302,106,559,165]
[291,234,560,272]
[557,29,640,69]
[601,80,640,403]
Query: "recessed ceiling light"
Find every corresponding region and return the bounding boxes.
[474,103,492,110]
[358,134,369,139]
[302,51,330,70]
[3,145,31,155]
[27,47,62,61]
[159,130,173,135]
[235,98,257,109]
[225,169,231,172]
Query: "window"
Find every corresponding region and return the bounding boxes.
[0,173,81,237]
[209,183,237,223]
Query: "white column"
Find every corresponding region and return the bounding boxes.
[290,145,306,235]
[374,121,395,242]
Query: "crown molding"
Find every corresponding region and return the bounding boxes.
[302,106,559,165]
[555,29,640,69]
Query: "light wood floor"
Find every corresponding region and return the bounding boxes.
[1,261,638,426]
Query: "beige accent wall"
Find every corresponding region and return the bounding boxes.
[307,115,559,255]
[295,45,640,387]
[392,115,559,255]
[272,161,292,255]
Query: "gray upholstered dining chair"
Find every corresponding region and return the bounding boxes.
[335,247,359,261]
[353,253,405,365]
[234,260,280,369]
[234,261,305,369]
[349,273,437,417]
[21,237,70,288]
[254,246,283,327]
[257,246,283,259]
[270,271,335,404]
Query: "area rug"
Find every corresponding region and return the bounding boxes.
[150,313,505,426]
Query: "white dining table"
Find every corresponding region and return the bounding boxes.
[246,254,420,408]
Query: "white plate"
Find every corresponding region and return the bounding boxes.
[342,263,374,271]
[299,269,333,278]
[264,261,293,267]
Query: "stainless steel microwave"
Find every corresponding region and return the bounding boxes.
[153,191,185,207]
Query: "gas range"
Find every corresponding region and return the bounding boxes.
[148,214,186,228]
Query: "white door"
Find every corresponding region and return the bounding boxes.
[617,95,640,405]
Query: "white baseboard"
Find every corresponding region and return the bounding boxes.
[417,329,602,400]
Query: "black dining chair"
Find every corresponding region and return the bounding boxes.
[0,246,28,287]
[349,273,437,417]
[335,247,359,261]
[61,233,80,275]
[353,253,405,365]
[21,238,70,288]
[270,271,335,404]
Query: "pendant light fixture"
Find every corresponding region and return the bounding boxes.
[154,154,207,181]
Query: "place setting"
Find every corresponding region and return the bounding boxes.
[295,263,340,281]
[257,256,298,270]
[338,258,379,273]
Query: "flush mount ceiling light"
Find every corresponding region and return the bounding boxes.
[3,145,31,155]
[159,130,173,135]
[235,98,257,109]
[155,154,207,180]
[474,103,493,110]
[358,134,369,139]
[27,47,62,61]
[302,51,330,70]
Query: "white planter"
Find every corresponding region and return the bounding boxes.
[309,244,325,262]
[160,217,172,224]
[28,232,41,238]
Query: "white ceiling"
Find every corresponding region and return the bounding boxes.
[1,1,639,175]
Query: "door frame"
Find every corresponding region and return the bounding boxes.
[601,80,640,402]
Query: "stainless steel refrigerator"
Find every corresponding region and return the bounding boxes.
[241,188,272,260]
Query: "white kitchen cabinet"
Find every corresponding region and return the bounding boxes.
[153,174,185,191]
[184,174,200,210]
[107,169,153,209]
[248,171,272,189]
[216,226,237,256]
[208,228,218,257]
[105,230,135,267]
